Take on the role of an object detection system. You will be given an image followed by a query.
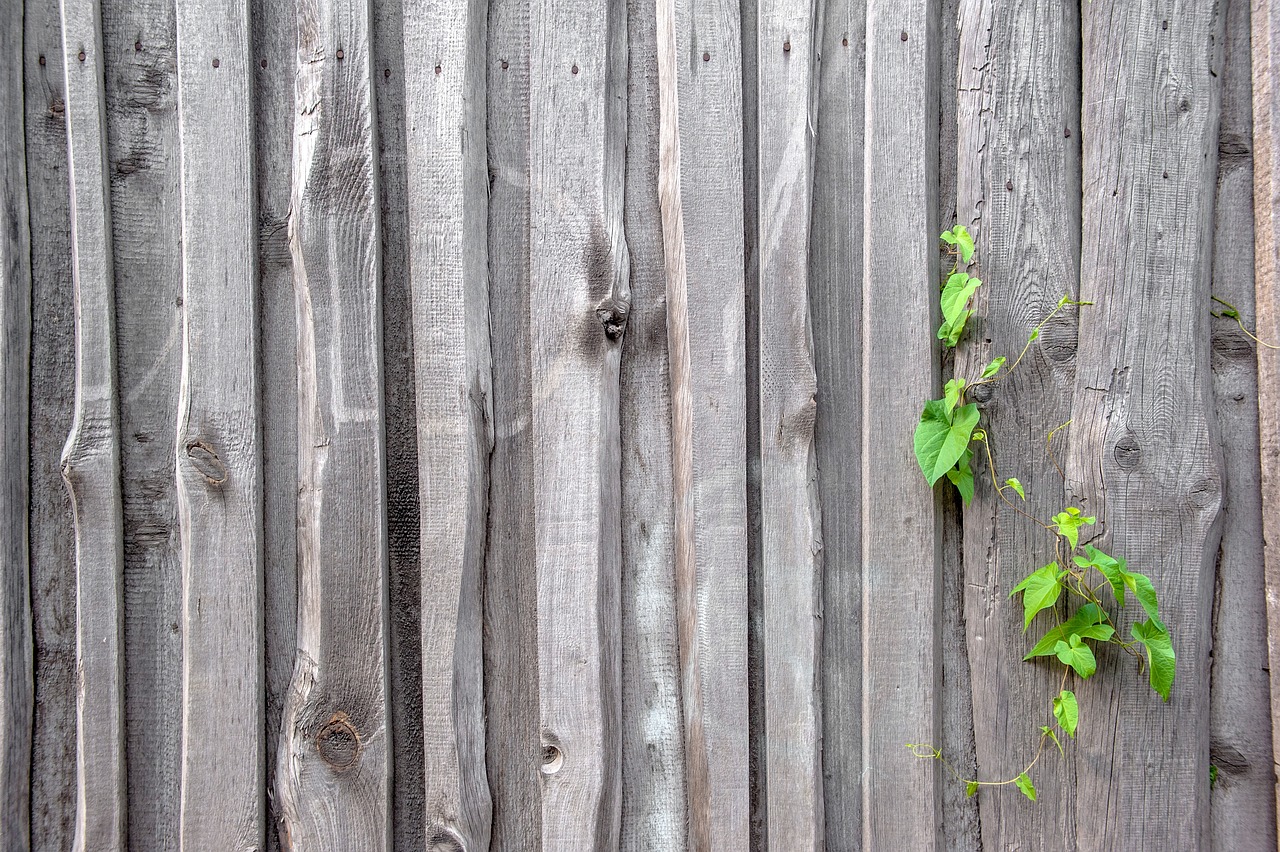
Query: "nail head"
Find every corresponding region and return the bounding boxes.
[336,48,344,60]
[900,30,908,41]
[571,63,579,74]
[212,57,220,68]
[783,40,791,52]
[703,51,710,61]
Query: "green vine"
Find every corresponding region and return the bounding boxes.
[907,226,1176,802]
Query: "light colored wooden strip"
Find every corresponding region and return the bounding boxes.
[274,0,391,848]
[528,0,629,841]
[1254,0,1280,834]
[1069,2,1225,847]
[1,2,34,848]
[953,0,1081,844]
[620,0,686,846]
[172,1,264,848]
[861,2,941,848]
[660,0,751,843]
[1209,0,1278,843]
[57,2,127,847]
[401,0,494,846]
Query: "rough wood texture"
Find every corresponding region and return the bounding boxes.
[754,0,823,843]
[528,0,629,841]
[401,0,494,845]
[659,0,751,844]
[275,0,391,847]
[58,1,128,846]
[1069,2,1225,847]
[172,1,264,848]
[1254,0,1280,832]
[1210,0,1279,845]
[861,2,941,848]
[953,0,1081,846]
[1,2,34,848]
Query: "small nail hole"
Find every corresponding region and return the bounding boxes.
[842,36,848,46]
[384,68,391,78]
[38,55,45,66]
[260,58,268,69]
[134,41,142,52]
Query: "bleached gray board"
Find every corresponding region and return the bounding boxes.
[861,1,942,848]
[1069,2,1225,847]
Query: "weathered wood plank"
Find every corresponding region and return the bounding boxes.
[58,1,128,846]
[754,0,823,843]
[1,2,34,848]
[619,0,685,845]
[275,0,391,848]
[1209,0,1279,844]
[1069,2,1225,847]
[811,0,864,843]
[25,0,79,846]
[953,0,1081,846]
[528,0,629,840]
[1253,0,1280,832]
[483,0,541,840]
[172,1,264,848]
[861,1,942,848]
[400,0,494,845]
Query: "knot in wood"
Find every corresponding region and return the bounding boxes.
[1187,476,1221,510]
[185,440,228,485]
[315,711,361,772]
[540,733,564,775]
[1112,435,1142,472]
[427,826,466,852]
[596,297,630,341]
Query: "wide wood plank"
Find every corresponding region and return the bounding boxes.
[1,2,34,848]
[401,0,494,845]
[753,0,823,843]
[172,1,264,848]
[58,1,128,846]
[274,0,391,848]
[528,0,629,841]
[1069,2,1225,847]
[953,0,1082,846]
[861,2,942,847]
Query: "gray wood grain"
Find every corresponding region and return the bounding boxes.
[953,0,1081,846]
[172,1,264,848]
[753,0,823,843]
[1069,2,1226,847]
[1253,0,1280,833]
[400,0,494,845]
[274,0,391,847]
[58,1,128,846]
[861,2,942,848]
[1209,1,1279,844]
[810,0,865,843]
[25,0,79,846]
[1,2,34,848]
[528,0,629,841]
[620,0,686,846]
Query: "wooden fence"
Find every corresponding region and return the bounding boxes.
[3,0,1280,848]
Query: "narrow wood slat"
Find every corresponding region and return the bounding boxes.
[1254,0,1280,835]
[172,1,264,849]
[401,0,494,845]
[754,0,823,844]
[1,2,34,848]
[658,0,751,843]
[528,0,629,841]
[1069,2,1225,847]
[57,2,126,846]
[953,0,1081,843]
[275,0,391,847]
[861,1,942,848]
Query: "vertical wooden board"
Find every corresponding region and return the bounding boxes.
[25,0,79,845]
[1209,0,1279,843]
[620,0,686,846]
[528,0,629,841]
[754,0,823,843]
[59,2,129,847]
[0,1,33,848]
[172,1,264,849]
[275,0,391,848]
[1253,0,1280,831]
[401,0,494,845]
[953,0,1082,845]
[1069,2,1225,847]
[483,0,541,841]
[810,0,864,843]
[861,1,941,848]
